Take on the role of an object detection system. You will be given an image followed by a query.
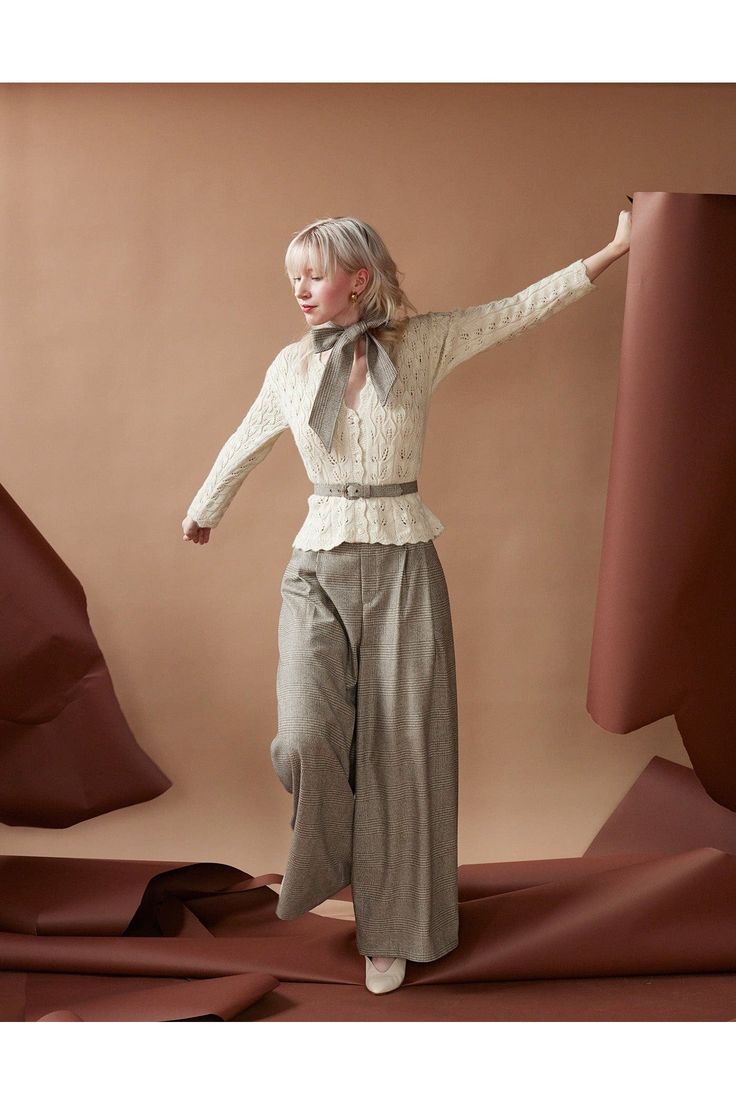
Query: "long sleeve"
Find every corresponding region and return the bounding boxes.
[185,349,289,528]
[427,257,596,392]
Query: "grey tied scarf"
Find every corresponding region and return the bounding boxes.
[308,318,398,451]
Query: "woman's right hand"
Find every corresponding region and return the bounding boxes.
[182,515,211,544]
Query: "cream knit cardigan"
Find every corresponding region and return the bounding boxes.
[186,257,596,549]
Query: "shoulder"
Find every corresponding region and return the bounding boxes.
[266,338,313,392]
[392,312,438,346]
[267,339,304,375]
[400,310,454,346]
[277,337,311,364]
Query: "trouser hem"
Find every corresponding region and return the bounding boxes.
[356,937,460,964]
[275,874,352,920]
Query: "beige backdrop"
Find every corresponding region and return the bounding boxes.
[2,83,732,874]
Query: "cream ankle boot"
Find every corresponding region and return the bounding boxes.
[364,956,406,994]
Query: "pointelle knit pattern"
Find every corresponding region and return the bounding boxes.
[186,257,597,549]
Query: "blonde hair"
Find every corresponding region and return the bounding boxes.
[284,216,417,367]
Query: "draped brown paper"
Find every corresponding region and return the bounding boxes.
[587,192,736,810]
[0,482,171,827]
[3,755,736,1021]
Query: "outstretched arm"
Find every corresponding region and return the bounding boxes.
[427,210,631,392]
[185,349,289,530]
[427,258,595,391]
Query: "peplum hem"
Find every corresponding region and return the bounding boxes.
[291,492,445,550]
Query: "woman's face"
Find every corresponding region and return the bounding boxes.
[290,261,368,327]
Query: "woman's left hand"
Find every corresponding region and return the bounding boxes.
[611,209,632,255]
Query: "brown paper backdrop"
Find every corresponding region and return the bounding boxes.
[586,191,736,809]
[2,83,734,871]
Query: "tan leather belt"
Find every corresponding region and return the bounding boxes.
[312,480,419,499]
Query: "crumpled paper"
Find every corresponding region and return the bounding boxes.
[0,481,170,827]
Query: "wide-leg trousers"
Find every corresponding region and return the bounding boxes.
[269,538,459,963]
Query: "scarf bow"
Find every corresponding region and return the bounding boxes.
[308,318,398,450]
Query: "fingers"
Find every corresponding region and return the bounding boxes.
[181,522,211,543]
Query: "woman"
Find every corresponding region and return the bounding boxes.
[182,213,631,994]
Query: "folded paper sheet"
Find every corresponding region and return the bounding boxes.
[0,482,171,827]
[587,192,736,809]
[3,756,736,1021]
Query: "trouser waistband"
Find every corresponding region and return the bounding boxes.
[312,480,418,499]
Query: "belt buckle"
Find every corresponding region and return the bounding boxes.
[344,482,362,498]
